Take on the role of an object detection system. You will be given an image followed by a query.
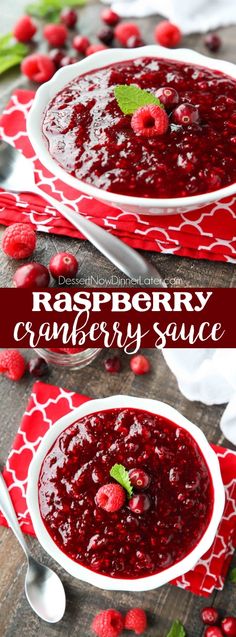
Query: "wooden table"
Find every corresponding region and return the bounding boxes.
[1,0,236,288]
[0,347,235,636]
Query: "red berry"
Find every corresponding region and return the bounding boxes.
[155,87,179,110]
[49,252,78,279]
[60,55,78,67]
[43,23,68,47]
[86,44,107,56]
[92,609,124,637]
[204,33,221,52]
[0,350,26,381]
[60,8,77,28]
[221,618,236,636]
[28,357,49,378]
[154,20,182,47]
[129,469,150,490]
[13,15,37,43]
[126,35,144,48]
[201,608,220,626]
[131,104,169,137]
[73,35,90,54]
[48,48,66,68]
[48,348,82,354]
[129,494,151,514]
[95,483,126,512]
[115,22,141,46]
[21,54,55,83]
[98,27,114,45]
[13,263,50,288]
[172,103,200,125]
[101,9,120,26]
[104,356,121,373]
[205,629,224,637]
[125,608,147,635]
[130,354,150,375]
[1,223,36,259]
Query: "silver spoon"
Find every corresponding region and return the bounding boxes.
[0,141,165,286]
[0,472,66,623]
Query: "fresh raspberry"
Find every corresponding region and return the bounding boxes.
[49,252,78,279]
[125,608,147,634]
[154,21,182,47]
[95,483,126,512]
[0,350,26,381]
[130,354,150,374]
[73,35,90,54]
[86,44,108,56]
[1,223,36,259]
[201,608,220,626]
[115,22,141,46]
[60,8,78,28]
[43,23,68,47]
[21,54,55,83]
[101,9,120,26]
[92,609,124,637]
[221,618,236,636]
[48,348,83,354]
[131,104,169,137]
[13,16,37,43]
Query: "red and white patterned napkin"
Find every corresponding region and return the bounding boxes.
[1,89,236,263]
[0,380,235,597]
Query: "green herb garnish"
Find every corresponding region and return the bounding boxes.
[166,620,186,637]
[0,34,28,75]
[110,463,133,499]
[26,0,85,21]
[229,567,236,583]
[114,84,163,115]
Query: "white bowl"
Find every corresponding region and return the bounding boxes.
[27,394,225,592]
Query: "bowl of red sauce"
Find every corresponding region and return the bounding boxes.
[27,395,225,591]
[27,45,236,216]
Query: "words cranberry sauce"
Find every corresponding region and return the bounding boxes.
[38,408,213,579]
[42,57,236,198]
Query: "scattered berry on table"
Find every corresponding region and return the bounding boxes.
[60,55,78,67]
[124,608,147,635]
[13,263,50,288]
[73,35,90,54]
[172,103,200,125]
[48,48,66,68]
[104,356,121,373]
[101,9,120,26]
[95,483,126,512]
[92,609,124,637]
[21,54,55,82]
[86,44,108,55]
[155,87,179,110]
[1,223,36,259]
[98,26,114,45]
[201,608,220,626]
[131,104,169,137]
[0,350,26,381]
[126,35,144,48]
[204,33,221,52]
[115,22,141,46]
[49,252,78,279]
[129,493,151,514]
[60,8,78,28]
[129,468,150,490]
[43,23,68,47]
[13,15,37,43]
[130,354,150,375]
[205,628,224,637]
[154,20,182,47]
[28,357,49,378]
[221,618,236,636]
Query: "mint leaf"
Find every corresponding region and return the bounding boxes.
[110,464,133,498]
[0,35,28,75]
[114,84,163,115]
[229,568,236,583]
[166,620,186,637]
[26,0,85,19]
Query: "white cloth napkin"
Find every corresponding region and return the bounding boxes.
[162,349,236,445]
[100,0,236,34]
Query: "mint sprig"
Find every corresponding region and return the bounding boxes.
[229,567,236,583]
[26,0,85,21]
[110,463,133,499]
[114,84,163,115]
[166,620,186,637]
[0,35,28,75]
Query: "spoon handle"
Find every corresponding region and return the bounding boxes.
[0,473,29,557]
[34,185,166,286]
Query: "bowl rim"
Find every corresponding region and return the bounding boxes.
[27,394,225,592]
[27,44,236,210]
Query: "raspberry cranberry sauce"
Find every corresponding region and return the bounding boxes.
[42,57,236,198]
[38,408,213,579]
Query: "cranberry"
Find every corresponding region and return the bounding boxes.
[60,8,78,28]
[49,252,78,279]
[60,55,78,67]
[86,44,107,56]
[172,103,200,125]
[129,469,150,490]
[201,608,220,626]
[221,618,236,636]
[101,8,120,26]
[104,355,121,373]
[98,26,114,45]
[73,35,90,54]
[13,263,50,288]
[129,494,151,514]
[205,629,224,637]
[21,54,55,83]
[204,33,221,52]
[43,23,68,47]
[130,354,150,375]
[154,21,182,47]
[126,35,145,48]
[155,87,179,110]
[48,48,66,68]
[28,357,49,378]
